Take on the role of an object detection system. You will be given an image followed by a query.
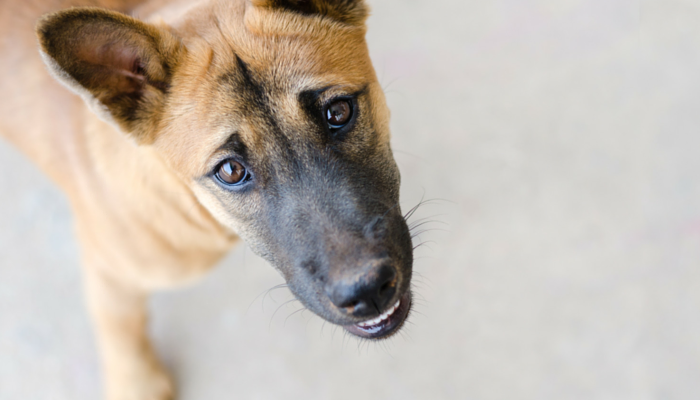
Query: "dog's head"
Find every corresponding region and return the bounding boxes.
[37,0,412,339]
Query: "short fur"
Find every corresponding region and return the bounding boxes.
[0,0,412,399]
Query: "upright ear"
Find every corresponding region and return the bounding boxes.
[36,8,184,142]
[251,0,368,25]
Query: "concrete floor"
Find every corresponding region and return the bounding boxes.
[2,0,700,399]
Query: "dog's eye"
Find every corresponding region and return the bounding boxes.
[216,160,248,186]
[325,99,353,129]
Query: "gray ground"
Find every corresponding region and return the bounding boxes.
[2,0,700,399]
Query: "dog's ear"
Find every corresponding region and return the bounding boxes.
[36,8,184,142]
[251,0,368,25]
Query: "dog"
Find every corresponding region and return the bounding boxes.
[0,0,413,398]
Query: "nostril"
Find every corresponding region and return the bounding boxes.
[375,264,397,304]
[344,300,359,309]
[337,298,371,315]
[327,262,398,316]
[379,279,394,296]
[342,300,360,313]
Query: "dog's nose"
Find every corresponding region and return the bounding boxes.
[326,262,397,317]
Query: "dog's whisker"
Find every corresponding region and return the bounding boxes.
[319,320,327,339]
[283,306,307,328]
[404,197,447,215]
[412,272,434,287]
[381,76,402,93]
[410,230,429,239]
[245,283,288,316]
[410,278,434,290]
[381,201,401,219]
[413,241,436,251]
[403,197,426,221]
[259,283,289,314]
[407,213,448,224]
[392,148,429,164]
[409,280,429,290]
[404,197,456,222]
[408,217,449,231]
[411,227,449,239]
[341,329,351,351]
[412,225,450,234]
[268,298,298,331]
[302,310,315,332]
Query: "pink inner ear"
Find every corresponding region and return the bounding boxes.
[76,37,147,94]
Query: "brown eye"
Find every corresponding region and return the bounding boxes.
[217,160,247,185]
[326,99,352,128]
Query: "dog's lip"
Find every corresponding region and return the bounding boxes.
[343,291,411,340]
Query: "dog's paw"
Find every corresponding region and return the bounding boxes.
[105,360,174,400]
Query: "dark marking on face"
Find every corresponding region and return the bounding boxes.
[232,55,268,113]
[265,0,318,16]
[217,55,302,183]
[254,0,370,25]
[215,132,249,161]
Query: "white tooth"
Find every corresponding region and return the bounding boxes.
[358,301,403,327]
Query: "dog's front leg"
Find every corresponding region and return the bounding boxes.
[84,267,174,400]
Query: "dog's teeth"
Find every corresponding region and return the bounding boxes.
[356,299,402,327]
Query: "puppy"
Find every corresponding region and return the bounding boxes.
[0,0,413,398]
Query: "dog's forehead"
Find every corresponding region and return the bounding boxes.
[160,8,379,178]
[215,9,372,90]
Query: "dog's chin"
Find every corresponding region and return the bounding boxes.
[342,291,412,340]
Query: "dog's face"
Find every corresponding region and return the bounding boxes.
[37,0,412,339]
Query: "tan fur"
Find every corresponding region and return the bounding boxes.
[0,0,390,399]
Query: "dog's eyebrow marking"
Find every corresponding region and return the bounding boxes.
[299,84,370,106]
[217,55,269,113]
[298,86,333,108]
[214,132,248,159]
[217,53,297,161]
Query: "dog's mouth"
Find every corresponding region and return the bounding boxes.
[343,291,412,339]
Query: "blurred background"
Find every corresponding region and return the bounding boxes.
[1,0,699,399]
